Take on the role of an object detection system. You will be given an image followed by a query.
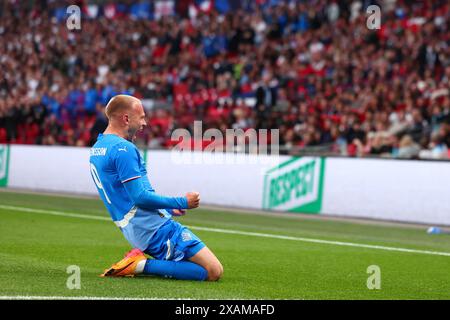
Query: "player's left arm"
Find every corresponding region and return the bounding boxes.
[139,175,187,215]
[113,144,189,211]
[123,177,188,210]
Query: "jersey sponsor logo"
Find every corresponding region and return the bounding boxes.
[262,157,325,214]
[117,147,128,152]
[0,145,10,187]
[90,147,107,156]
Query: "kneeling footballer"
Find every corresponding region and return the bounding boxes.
[89,95,223,281]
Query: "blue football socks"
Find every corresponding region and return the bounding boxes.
[144,259,208,281]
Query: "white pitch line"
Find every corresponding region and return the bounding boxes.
[0,295,192,300]
[0,205,110,221]
[1,204,450,257]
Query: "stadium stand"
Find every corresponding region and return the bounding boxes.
[0,0,449,159]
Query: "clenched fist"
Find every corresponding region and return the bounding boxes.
[186,192,200,209]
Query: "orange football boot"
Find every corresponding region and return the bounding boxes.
[100,248,147,277]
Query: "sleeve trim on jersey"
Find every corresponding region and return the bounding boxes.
[121,175,142,183]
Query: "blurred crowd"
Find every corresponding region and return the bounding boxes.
[0,0,449,159]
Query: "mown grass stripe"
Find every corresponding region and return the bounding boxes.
[1,204,450,257]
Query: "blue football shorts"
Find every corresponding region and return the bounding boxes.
[144,219,205,261]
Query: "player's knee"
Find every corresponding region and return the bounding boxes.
[206,262,223,281]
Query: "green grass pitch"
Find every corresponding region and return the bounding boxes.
[0,190,449,299]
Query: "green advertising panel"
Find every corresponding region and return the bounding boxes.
[0,145,10,187]
[263,157,325,214]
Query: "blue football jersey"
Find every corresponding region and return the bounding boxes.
[89,133,171,250]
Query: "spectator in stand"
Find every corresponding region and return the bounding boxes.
[397,134,421,159]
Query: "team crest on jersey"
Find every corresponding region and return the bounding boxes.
[181,231,192,242]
